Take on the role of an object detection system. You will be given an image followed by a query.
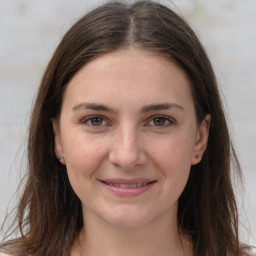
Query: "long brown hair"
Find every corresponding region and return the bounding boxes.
[0,1,252,255]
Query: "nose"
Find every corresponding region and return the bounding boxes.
[108,127,147,171]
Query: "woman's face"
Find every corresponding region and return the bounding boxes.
[53,49,210,229]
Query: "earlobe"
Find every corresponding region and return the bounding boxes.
[191,114,211,165]
[51,118,66,165]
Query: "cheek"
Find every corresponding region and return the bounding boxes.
[149,133,194,168]
[63,136,110,204]
[64,133,102,165]
[148,135,194,192]
[62,134,108,189]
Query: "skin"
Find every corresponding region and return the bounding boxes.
[53,48,210,256]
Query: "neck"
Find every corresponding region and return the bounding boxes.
[80,209,192,256]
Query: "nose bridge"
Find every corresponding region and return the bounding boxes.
[109,123,146,170]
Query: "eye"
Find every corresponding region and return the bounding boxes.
[146,115,175,127]
[82,116,109,128]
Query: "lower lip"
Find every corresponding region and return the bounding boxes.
[100,181,156,197]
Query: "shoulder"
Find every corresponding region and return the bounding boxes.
[249,247,256,256]
[0,253,12,256]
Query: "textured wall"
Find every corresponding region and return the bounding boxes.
[0,0,255,245]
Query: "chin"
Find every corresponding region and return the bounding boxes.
[103,205,154,229]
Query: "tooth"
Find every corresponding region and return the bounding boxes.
[105,182,152,188]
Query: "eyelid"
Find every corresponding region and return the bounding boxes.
[145,114,176,127]
[81,115,111,128]
[80,114,175,129]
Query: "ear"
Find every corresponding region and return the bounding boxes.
[191,114,211,165]
[51,118,66,165]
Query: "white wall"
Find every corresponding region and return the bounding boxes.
[0,0,255,245]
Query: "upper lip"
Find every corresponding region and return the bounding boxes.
[99,178,156,184]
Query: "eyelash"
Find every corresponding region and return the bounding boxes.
[81,115,175,129]
[81,115,110,129]
[145,115,175,128]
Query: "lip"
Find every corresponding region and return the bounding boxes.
[99,178,157,197]
[100,178,155,184]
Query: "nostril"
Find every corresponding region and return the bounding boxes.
[108,147,147,170]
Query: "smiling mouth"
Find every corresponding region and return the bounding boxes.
[100,181,156,188]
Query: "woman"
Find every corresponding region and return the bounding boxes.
[0,1,254,255]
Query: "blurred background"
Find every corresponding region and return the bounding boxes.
[0,0,255,245]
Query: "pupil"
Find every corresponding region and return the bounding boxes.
[154,117,165,126]
[92,117,103,126]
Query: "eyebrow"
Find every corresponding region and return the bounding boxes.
[72,102,184,113]
[140,103,184,113]
[72,102,116,113]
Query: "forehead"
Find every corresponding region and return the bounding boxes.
[62,48,194,111]
[70,49,188,84]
